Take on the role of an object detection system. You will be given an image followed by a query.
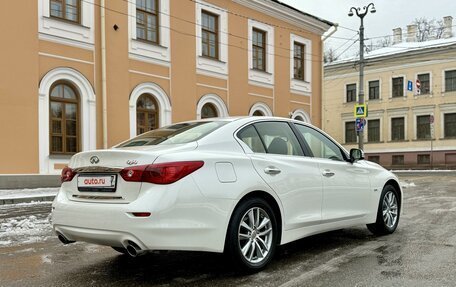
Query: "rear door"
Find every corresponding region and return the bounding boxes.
[293,124,371,222]
[237,121,323,230]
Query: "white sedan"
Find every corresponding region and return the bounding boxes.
[52,117,402,271]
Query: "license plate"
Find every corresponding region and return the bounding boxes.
[77,175,117,192]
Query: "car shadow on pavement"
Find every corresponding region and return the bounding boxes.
[59,227,378,286]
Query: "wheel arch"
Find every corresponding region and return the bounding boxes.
[385,179,402,208]
[224,190,283,251]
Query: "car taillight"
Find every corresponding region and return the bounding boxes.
[120,161,204,185]
[61,167,76,183]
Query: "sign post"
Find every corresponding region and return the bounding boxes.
[430,115,434,169]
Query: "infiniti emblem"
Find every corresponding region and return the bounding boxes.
[90,156,100,164]
[126,160,138,165]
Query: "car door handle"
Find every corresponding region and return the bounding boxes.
[322,170,335,177]
[264,166,281,175]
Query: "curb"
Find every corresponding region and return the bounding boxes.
[0,196,56,205]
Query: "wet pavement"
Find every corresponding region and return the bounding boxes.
[1,173,455,286]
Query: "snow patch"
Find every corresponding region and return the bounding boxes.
[0,188,59,200]
[400,181,416,188]
[0,214,53,246]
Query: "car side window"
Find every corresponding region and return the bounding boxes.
[237,125,266,153]
[254,122,304,156]
[294,124,345,161]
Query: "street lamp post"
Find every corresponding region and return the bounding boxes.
[348,3,376,151]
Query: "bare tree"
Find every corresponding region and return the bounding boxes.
[378,36,392,48]
[324,47,339,63]
[413,17,445,41]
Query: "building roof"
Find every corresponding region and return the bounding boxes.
[270,0,335,27]
[326,36,456,67]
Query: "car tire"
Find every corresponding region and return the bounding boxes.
[111,246,128,254]
[367,185,400,235]
[225,197,278,272]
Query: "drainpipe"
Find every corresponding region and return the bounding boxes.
[321,24,338,129]
[101,0,108,149]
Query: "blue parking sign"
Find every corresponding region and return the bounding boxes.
[407,80,413,91]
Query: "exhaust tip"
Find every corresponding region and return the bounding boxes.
[125,241,145,257]
[57,233,75,245]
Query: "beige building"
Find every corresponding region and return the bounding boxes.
[0,0,333,175]
[324,17,456,169]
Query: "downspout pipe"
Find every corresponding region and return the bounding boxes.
[101,0,108,149]
[321,24,338,130]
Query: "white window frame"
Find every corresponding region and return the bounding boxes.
[390,75,406,99]
[248,19,274,87]
[439,103,456,139]
[249,102,273,116]
[291,109,311,123]
[412,105,435,140]
[344,82,357,104]
[129,82,172,138]
[195,1,228,78]
[387,107,409,141]
[196,94,229,119]
[38,0,95,49]
[38,67,97,174]
[128,0,171,66]
[442,68,456,94]
[290,34,312,95]
[366,117,383,143]
[342,118,357,145]
[366,78,382,101]
[414,71,432,96]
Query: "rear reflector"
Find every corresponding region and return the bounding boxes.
[132,212,151,217]
[120,161,204,185]
[61,167,76,183]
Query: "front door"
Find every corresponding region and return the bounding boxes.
[237,121,323,230]
[293,124,371,222]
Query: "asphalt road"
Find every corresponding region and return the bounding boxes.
[1,173,455,287]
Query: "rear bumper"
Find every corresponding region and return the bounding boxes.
[52,177,235,253]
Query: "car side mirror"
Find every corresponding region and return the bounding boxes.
[350,148,364,163]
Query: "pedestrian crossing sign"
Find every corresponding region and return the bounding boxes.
[354,104,367,118]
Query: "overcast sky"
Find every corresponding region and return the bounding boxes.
[282,0,456,57]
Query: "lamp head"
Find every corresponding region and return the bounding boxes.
[370,6,376,13]
[348,10,354,17]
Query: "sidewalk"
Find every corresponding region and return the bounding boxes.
[0,188,59,205]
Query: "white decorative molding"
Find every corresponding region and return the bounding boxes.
[38,0,95,47]
[249,102,273,116]
[128,0,171,65]
[233,0,331,35]
[195,1,228,77]
[129,83,172,138]
[291,109,311,123]
[290,34,312,95]
[38,67,96,174]
[248,19,274,86]
[196,94,229,119]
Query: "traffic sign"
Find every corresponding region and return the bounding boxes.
[354,104,367,118]
[407,80,413,91]
[416,79,421,89]
[355,118,366,132]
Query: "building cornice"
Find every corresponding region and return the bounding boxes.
[233,0,333,36]
[325,44,456,72]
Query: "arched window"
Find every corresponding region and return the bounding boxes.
[252,110,265,116]
[136,94,159,134]
[201,103,218,119]
[49,82,79,154]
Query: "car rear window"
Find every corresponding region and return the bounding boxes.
[117,121,227,147]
